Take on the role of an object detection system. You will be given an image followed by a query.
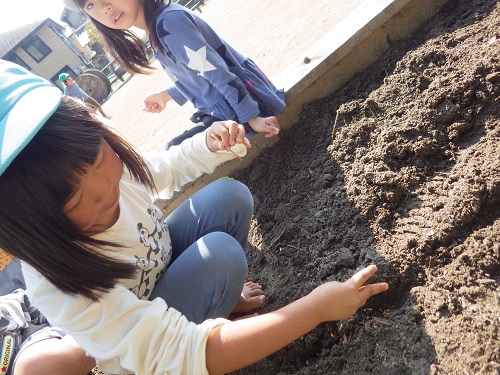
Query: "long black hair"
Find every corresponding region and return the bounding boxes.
[0,96,156,301]
[73,0,171,73]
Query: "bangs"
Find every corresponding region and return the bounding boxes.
[5,96,104,210]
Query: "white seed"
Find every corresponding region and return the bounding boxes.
[230,143,247,157]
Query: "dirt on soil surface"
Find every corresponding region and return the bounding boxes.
[230,1,499,374]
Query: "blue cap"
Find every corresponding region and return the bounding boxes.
[0,60,61,176]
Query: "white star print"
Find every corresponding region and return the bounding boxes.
[185,46,216,77]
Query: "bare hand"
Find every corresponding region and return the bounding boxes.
[143,91,171,113]
[309,265,389,322]
[206,121,251,153]
[248,116,280,138]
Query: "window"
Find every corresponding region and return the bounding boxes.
[4,54,30,71]
[23,35,51,62]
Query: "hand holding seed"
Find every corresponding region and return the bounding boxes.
[206,121,251,157]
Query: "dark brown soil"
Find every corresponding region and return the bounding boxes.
[232,1,500,374]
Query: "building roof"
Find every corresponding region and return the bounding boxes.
[0,19,65,57]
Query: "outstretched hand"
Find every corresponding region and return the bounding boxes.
[206,121,251,153]
[248,116,280,138]
[205,264,388,375]
[309,265,389,322]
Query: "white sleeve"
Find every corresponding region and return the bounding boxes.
[23,266,227,375]
[141,130,236,199]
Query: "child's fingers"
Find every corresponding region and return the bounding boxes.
[143,104,158,113]
[208,122,231,150]
[227,121,241,146]
[358,283,389,302]
[235,125,249,146]
[350,265,379,288]
[267,117,280,128]
[214,122,232,147]
[263,121,280,138]
[242,136,251,148]
[265,126,279,135]
[264,130,278,138]
[209,121,250,153]
[217,121,242,146]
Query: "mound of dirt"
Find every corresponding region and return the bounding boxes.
[233,0,499,374]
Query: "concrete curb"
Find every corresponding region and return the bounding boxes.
[159,0,450,213]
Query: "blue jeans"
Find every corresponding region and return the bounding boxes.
[149,179,253,323]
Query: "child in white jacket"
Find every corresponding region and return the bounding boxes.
[0,60,388,375]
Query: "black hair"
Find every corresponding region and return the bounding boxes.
[73,0,171,74]
[0,96,156,301]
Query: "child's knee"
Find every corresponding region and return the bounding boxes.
[14,337,94,375]
[203,232,248,271]
[213,179,253,213]
[13,339,58,375]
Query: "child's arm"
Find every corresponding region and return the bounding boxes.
[206,265,388,375]
[143,90,172,113]
[141,121,249,199]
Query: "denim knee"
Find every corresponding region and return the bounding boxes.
[202,231,248,278]
[212,179,253,218]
